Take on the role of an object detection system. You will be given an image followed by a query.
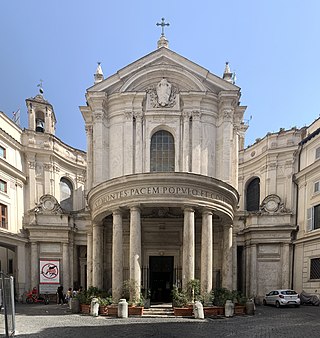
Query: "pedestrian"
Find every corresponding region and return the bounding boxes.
[57,285,64,305]
[66,288,72,302]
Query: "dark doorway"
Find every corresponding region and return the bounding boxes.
[149,256,174,303]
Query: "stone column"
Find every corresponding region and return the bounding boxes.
[62,243,70,289]
[112,209,123,302]
[222,225,233,290]
[201,209,213,293]
[92,222,103,289]
[87,228,93,287]
[182,207,195,289]
[30,242,38,289]
[282,243,290,289]
[129,206,141,301]
[182,111,190,172]
[250,244,257,297]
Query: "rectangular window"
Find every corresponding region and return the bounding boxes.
[316,147,320,160]
[310,258,320,279]
[307,204,320,231]
[0,203,8,229]
[0,179,7,193]
[0,145,5,158]
[315,181,320,193]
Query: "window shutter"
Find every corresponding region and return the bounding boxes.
[307,207,314,232]
[316,147,320,160]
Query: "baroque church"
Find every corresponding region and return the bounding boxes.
[1,29,320,304]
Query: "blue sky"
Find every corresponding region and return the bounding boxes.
[1,0,320,151]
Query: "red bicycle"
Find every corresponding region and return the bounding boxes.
[26,289,49,305]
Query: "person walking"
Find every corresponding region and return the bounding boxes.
[57,285,64,305]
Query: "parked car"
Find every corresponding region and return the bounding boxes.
[263,289,300,308]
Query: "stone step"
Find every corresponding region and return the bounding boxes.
[143,307,175,317]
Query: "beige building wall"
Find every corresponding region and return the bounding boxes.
[294,118,320,295]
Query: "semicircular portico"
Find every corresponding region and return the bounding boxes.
[88,172,238,223]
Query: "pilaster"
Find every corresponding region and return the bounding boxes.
[221,225,233,290]
[62,243,70,289]
[92,222,103,289]
[86,228,93,287]
[30,242,38,289]
[134,112,143,173]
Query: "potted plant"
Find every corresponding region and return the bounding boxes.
[233,292,247,315]
[98,296,113,316]
[172,285,193,316]
[211,287,234,316]
[76,291,91,314]
[122,280,144,316]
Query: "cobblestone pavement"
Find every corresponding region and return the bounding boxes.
[3,303,320,338]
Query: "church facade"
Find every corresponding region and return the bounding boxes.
[1,34,320,303]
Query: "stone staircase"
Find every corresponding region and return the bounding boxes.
[143,303,175,318]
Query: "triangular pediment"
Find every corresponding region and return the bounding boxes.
[88,47,239,95]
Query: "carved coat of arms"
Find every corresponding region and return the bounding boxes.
[147,78,177,108]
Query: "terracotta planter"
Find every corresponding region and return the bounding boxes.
[203,306,224,317]
[173,307,193,316]
[80,304,90,314]
[99,305,108,316]
[107,305,118,316]
[128,306,144,316]
[234,305,246,315]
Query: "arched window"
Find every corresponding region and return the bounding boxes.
[246,178,260,211]
[60,178,73,211]
[150,130,175,172]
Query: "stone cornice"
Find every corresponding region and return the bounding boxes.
[0,157,26,183]
[0,127,22,149]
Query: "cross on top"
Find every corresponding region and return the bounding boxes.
[37,79,44,94]
[156,17,170,36]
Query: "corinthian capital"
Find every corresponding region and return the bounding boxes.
[191,110,202,120]
[133,111,144,122]
[85,125,93,134]
[93,111,104,121]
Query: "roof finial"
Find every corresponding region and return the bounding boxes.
[94,62,104,84]
[223,61,235,84]
[156,17,170,49]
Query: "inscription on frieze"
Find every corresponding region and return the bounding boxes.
[94,185,230,209]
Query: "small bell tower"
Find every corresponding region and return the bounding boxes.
[26,82,56,134]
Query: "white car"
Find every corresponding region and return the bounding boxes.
[263,289,300,308]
